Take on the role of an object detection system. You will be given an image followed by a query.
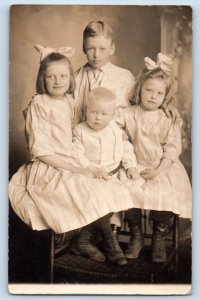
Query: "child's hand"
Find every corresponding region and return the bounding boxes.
[127,167,141,180]
[97,169,112,181]
[88,166,112,181]
[140,168,159,180]
[164,103,180,124]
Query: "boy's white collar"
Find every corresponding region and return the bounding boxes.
[99,61,111,72]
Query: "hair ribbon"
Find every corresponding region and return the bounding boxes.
[34,44,75,62]
[144,52,172,75]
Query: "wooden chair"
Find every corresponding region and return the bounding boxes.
[9,204,179,284]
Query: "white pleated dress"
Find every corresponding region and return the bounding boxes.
[9,94,134,233]
[118,105,192,219]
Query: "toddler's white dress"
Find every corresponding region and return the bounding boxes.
[118,105,192,219]
[72,120,137,173]
[9,94,134,233]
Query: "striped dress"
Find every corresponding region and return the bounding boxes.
[9,94,134,233]
[117,105,192,219]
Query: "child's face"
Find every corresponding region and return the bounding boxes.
[140,78,166,111]
[44,61,70,99]
[86,99,115,131]
[84,35,115,69]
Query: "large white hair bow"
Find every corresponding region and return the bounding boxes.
[34,44,75,62]
[144,53,172,75]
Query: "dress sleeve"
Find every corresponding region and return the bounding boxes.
[73,67,87,123]
[67,95,80,129]
[163,119,182,161]
[72,125,90,168]
[114,107,126,129]
[121,138,137,170]
[126,71,136,101]
[25,97,55,158]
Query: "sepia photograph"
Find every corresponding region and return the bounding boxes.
[8,4,192,295]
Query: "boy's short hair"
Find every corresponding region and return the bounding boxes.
[88,87,116,106]
[83,20,115,53]
[36,52,75,94]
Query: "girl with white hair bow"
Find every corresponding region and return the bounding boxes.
[9,45,135,266]
[117,53,192,264]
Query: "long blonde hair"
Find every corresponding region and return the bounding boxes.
[132,67,174,108]
[36,52,75,95]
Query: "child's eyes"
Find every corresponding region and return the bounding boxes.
[47,75,55,79]
[145,88,164,95]
[46,74,67,79]
[86,47,106,52]
[86,47,94,52]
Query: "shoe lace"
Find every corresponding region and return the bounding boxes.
[112,233,123,252]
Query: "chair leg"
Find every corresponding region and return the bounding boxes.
[173,215,179,272]
[50,231,55,283]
